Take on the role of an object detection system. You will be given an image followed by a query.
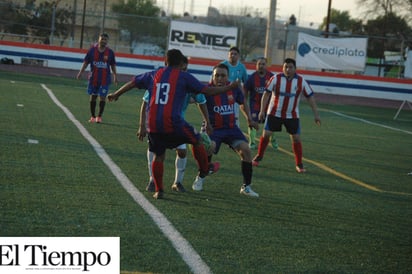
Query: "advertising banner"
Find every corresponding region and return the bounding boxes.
[168,20,238,60]
[296,33,367,71]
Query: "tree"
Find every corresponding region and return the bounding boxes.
[319,8,362,34]
[208,6,266,60]
[0,1,30,36]
[364,12,412,57]
[356,0,412,26]
[0,0,73,44]
[111,0,167,53]
[29,1,73,44]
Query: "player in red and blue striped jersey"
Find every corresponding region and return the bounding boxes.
[108,49,238,199]
[77,33,117,123]
[244,57,278,150]
[252,58,321,173]
[195,63,260,197]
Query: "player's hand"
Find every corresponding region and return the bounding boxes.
[258,111,266,123]
[229,79,240,89]
[314,115,321,126]
[248,120,259,130]
[137,126,147,141]
[107,93,118,102]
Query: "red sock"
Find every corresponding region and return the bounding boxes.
[192,144,208,176]
[152,161,164,191]
[292,142,303,166]
[257,136,270,158]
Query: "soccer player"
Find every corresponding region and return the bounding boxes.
[244,57,278,150]
[77,33,117,123]
[138,56,218,193]
[221,46,248,127]
[108,49,238,199]
[193,63,260,198]
[252,58,321,173]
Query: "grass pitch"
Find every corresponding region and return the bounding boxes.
[1,71,411,273]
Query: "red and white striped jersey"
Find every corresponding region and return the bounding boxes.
[265,73,314,119]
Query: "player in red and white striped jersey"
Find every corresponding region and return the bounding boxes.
[252,58,321,173]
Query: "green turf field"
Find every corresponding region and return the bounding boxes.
[1,71,411,273]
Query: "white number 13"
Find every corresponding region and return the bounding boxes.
[155,83,170,104]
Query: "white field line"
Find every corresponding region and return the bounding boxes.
[41,84,212,274]
[323,109,412,135]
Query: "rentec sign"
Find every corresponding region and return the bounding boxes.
[296,32,368,71]
[168,20,238,60]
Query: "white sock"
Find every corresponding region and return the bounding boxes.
[147,149,154,181]
[175,156,187,183]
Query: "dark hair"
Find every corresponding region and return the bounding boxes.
[166,49,184,66]
[213,63,229,74]
[284,58,296,67]
[99,33,109,39]
[257,57,267,62]
[182,55,189,64]
[229,46,240,53]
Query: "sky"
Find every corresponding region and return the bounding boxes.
[157,0,362,28]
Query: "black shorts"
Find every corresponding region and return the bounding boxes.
[264,115,300,135]
[148,132,198,156]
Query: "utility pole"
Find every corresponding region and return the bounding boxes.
[80,0,86,49]
[264,0,277,65]
[325,0,332,37]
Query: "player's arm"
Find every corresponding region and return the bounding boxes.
[107,80,135,102]
[76,61,88,79]
[201,80,240,95]
[240,101,258,130]
[258,92,271,122]
[111,63,118,85]
[197,103,213,135]
[137,100,148,141]
[307,95,321,126]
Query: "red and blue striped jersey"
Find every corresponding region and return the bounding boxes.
[244,70,274,113]
[205,83,245,129]
[134,67,206,133]
[84,45,116,87]
[265,73,314,119]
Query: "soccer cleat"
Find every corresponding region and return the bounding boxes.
[96,116,102,123]
[153,190,164,199]
[192,176,205,191]
[88,116,96,123]
[171,182,186,192]
[249,143,257,150]
[240,185,259,198]
[270,137,278,149]
[252,155,262,167]
[145,180,155,192]
[295,164,307,173]
[208,162,220,174]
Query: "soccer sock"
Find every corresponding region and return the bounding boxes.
[242,161,253,186]
[175,156,187,183]
[90,101,96,117]
[98,101,106,117]
[292,141,303,166]
[152,161,164,192]
[257,136,270,158]
[248,128,256,145]
[192,144,209,177]
[147,150,154,181]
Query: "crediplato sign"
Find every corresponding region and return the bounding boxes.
[296,32,368,71]
[168,20,238,60]
[0,237,119,274]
